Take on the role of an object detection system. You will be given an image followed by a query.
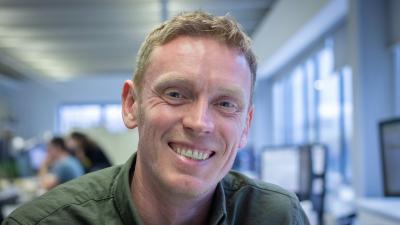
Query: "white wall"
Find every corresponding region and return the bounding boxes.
[0,75,20,131]
[0,97,9,126]
[83,127,138,165]
[389,0,400,116]
[253,0,328,63]
[395,48,400,115]
[348,0,394,197]
[8,75,129,138]
[389,0,400,45]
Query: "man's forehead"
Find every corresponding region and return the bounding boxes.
[141,36,252,99]
[147,36,250,73]
[152,36,244,59]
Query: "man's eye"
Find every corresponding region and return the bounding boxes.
[217,101,238,112]
[219,101,234,108]
[166,91,183,99]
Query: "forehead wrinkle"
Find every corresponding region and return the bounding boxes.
[144,43,204,85]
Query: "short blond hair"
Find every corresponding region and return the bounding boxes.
[133,11,257,99]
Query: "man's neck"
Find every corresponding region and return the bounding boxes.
[131,160,214,225]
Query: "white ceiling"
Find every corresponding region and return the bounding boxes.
[0,0,276,81]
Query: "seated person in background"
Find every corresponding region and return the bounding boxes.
[66,132,112,173]
[38,137,84,190]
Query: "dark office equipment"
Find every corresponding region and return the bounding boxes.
[307,144,328,225]
[12,144,47,177]
[379,118,400,196]
[0,188,18,223]
[259,144,328,225]
[336,212,357,225]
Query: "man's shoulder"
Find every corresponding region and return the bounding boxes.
[6,165,123,225]
[222,171,309,224]
[223,170,298,201]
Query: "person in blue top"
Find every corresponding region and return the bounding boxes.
[38,137,84,190]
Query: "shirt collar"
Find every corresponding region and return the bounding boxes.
[113,153,144,225]
[113,152,227,225]
[208,181,227,225]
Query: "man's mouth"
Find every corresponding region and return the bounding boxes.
[169,143,214,161]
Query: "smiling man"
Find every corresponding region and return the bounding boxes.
[2,12,309,225]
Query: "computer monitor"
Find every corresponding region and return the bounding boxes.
[260,146,312,199]
[380,118,400,196]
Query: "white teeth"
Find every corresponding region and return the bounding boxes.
[175,147,210,161]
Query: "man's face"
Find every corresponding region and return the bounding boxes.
[66,138,85,160]
[122,36,253,198]
[46,143,58,164]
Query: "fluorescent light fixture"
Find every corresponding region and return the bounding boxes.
[7,50,74,80]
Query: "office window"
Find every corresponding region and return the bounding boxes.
[58,103,126,134]
[104,104,125,133]
[318,72,340,172]
[272,80,285,145]
[269,39,353,186]
[317,42,334,80]
[291,67,305,144]
[317,43,341,173]
[59,105,101,133]
[341,66,353,182]
[306,58,318,142]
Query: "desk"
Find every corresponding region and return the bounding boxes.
[0,177,43,219]
[357,198,400,225]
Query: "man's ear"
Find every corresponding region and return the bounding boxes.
[121,80,138,129]
[239,105,254,149]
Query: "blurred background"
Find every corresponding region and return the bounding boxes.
[0,0,399,224]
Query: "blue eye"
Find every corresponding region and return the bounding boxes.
[219,101,235,108]
[166,91,183,99]
[217,100,238,113]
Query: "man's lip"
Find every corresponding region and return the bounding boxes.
[168,142,216,156]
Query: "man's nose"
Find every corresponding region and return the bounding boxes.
[182,99,215,135]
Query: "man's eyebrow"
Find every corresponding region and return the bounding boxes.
[152,74,248,101]
[216,87,246,101]
[153,76,195,89]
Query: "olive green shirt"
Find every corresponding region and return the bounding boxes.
[3,154,309,225]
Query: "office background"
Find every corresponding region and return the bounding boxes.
[0,0,399,224]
